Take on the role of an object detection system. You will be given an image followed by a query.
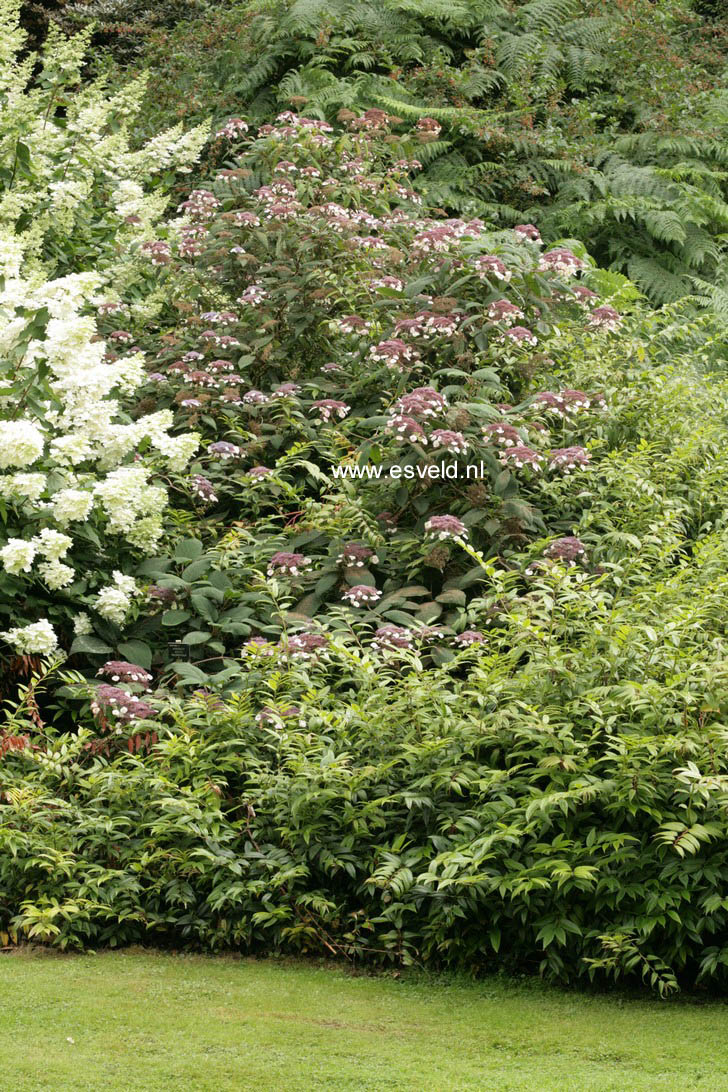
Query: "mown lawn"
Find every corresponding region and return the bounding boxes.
[1,949,726,1091]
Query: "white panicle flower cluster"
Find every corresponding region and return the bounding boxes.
[0,538,36,574]
[111,180,169,225]
[48,177,93,232]
[95,571,140,625]
[121,122,210,177]
[0,420,45,468]
[52,488,94,525]
[94,466,168,547]
[36,529,73,560]
[0,528,73,587]
[0,272,198,528]
[0,272,198,646]
[1,12,206,283]
[0,234,24,280]
[0,619,58,656]
[73,612,93,636]
[0,7,209,655]
[0,473,47,502]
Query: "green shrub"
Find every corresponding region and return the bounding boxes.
[93,0,728,304]
[5,537,728,997]
[75,111,642,684]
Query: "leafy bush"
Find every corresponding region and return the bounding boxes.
[92,0,728,304]
[4,110,728,994]
[70,109,643,684]
[57,0,211,61]
[6,527,728,997]
[5,1,728,997]
[0,1,205,662]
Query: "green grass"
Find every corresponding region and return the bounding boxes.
[2,950,727,1091]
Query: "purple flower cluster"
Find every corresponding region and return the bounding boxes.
[424,515,467,540]
[549,446,590,473]
[500,445,543,470]
[538,248,584,276]
[371,624,414,651]
[192,475,218,503]
[267,552,311,577]
[545,536,587,563]
[91,685,156,726]
[475,255,511,282]
[97,661,153,687]
[337,543,379,567]
[311,399,350,421]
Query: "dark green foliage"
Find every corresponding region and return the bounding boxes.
[19,0,68,53]
[57,0,211,59]
[693,0,726,19]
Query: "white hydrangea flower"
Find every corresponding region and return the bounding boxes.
[49,433,93,466]
[73,612,93,636]
[35,528,72,560]
[1,619,58,655]
[0,420,44,469]
[0,537,37,574]
[112,179,146,219]
[0,232,24,279]
[0,3,206,646]
[95,571,140,625]
[94,467,167,535]
[110,352,146,396]
[151,431,200,472]
[126,515,163,552]
[38,560,75,589]
[111,571,138,596]
[95,586,131,625]
[48,177,91,216]
[52,488,94,525]
[0,473,47,501]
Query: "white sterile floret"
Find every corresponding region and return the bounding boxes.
[151,431,201,472]
[0,473,47,502]
[38,560,75,589]
[95,571,140,624]
[111,179,146,219]
[125,515,164,552]
[50,433,93,466]
[0,233,24,280]
[113,570,139,596]
[110,352,146,395]
[95,586,131,625]
[94,466,167,535]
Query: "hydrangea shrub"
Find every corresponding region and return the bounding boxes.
[102,109,624,681]
[0,3,202,660]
